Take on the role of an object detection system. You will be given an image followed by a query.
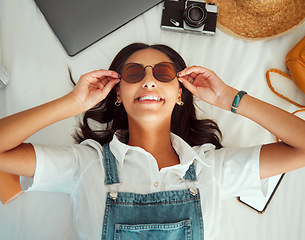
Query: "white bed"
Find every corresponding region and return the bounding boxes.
[1,0,305,239]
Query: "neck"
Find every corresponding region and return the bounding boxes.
[128,120,180,170]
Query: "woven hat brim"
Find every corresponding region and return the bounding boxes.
[206,0,305,40]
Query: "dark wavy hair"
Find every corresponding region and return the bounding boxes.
[73,43,222,149]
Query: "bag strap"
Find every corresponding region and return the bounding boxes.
[266,68,305,142]
[266,68,305,109]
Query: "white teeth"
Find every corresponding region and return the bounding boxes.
[138,96,161,101]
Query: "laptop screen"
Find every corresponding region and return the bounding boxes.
[34,0,163,56]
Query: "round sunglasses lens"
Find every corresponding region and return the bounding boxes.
[153,63,177,82]
[121,64,144,83]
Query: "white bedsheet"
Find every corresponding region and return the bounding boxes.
[1,0,305,239]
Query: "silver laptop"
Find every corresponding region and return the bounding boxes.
[34,0,163,56]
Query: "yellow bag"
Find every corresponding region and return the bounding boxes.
[286,36,305,94]
[267,36,305,110]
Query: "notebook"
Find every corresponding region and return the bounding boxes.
[34,0,163,56]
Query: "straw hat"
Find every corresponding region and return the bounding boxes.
[205,0,305,40]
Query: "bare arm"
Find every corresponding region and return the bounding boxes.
[237,94,305,179]
[0,94,82,177]
[179,66,305,179]
[0,70,120,177]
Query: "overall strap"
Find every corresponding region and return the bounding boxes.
[102,143,120,185]
[183,162,197,181]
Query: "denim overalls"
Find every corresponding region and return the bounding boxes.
[101,143,204,240]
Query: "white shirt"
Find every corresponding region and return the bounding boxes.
[28,132,263,240]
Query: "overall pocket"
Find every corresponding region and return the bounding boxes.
[114,219,192,240]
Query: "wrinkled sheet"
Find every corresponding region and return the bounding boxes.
[1,0,305,239]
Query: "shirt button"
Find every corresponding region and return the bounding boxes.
[154,182,159,187]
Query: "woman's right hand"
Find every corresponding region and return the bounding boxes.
[71,69,121,111]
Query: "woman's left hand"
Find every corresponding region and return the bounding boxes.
[178,66,236,109]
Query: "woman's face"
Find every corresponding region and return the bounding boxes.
[117,48,182,126]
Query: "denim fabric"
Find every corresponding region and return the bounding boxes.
[101,143,204,240]
[115,220,192,240]
[183,162,197,181]
[102,143,120,185]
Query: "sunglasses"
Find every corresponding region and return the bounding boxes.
[120,62,178,83]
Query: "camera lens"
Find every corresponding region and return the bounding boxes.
[190,8,202,21]
[184,4,207,28]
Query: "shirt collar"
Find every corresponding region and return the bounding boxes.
[170,133,211,171]
[109,131,211,170]
[109,131,130,168]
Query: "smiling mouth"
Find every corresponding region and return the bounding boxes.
[137,95,164,102]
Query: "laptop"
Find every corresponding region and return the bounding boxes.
[34,0,163,56]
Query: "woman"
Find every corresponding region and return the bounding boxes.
[0,43,305,239]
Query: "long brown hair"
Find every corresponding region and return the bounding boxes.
[73,43,222,148]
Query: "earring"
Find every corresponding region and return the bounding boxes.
[115,100,121,106]
[177,100,184,106]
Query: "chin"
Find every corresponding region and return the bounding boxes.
[128,110,172,125]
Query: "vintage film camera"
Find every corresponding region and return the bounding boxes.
[161,0,218,35]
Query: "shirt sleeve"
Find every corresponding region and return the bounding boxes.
[208,145,267,199]
[25,144,79,194]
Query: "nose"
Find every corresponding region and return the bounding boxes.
[141,66,157,88]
